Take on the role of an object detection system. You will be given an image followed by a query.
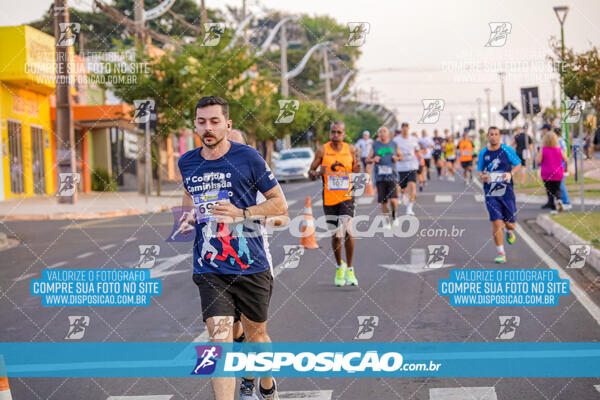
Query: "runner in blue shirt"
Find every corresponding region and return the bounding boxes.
[178,96,288,400]
[477,126,522,264]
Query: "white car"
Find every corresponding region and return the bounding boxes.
[273,147,315,182]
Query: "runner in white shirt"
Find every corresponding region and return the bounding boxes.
[355,131,373,171]
[418,129,434,182]
[393,123,420,215]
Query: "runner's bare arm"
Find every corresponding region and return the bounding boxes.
[309,146,325,178]
[366,147,376,164]
[350,145,361,173]
[392,144,402,162]
[248,184,289,221]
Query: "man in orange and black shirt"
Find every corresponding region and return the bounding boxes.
[309,121,361,287]
[458,132,475,183]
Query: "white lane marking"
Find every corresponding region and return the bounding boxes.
[286,199,298,207]
[475,194,485,202]
[356,196,375,205]
[595,384,600,393]
[149,254,191,278]
[48,261,67,269]
[379,249,454,273]
[106,396,173,400]
[13,272,36,282]
[76,251,94,259]
[100,244,116,251]
[430,387,497,400]
[435,195,453,202]
[280,390,333,399]
[313,199,323,207]
[473,179,600,326]
[125,237,137,243]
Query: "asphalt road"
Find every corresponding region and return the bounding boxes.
[1,171,600,400]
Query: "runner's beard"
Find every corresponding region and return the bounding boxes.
[201,134,224,148]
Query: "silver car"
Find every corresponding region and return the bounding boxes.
[273,147,315,182]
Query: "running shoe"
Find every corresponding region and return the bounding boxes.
[345,268,358,286]
[392,218,400,227]
[494,253,506,263]
[240,378,258,400]
[384,222,392,230]
[335,261,347,287]
[505,230,516,245]
[257,378,279,400]
[419,184,423,192]
[563,203,572,210]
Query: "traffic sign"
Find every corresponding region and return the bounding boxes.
[499,102,520,123]
[520,87,540,115]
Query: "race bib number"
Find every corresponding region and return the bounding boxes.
[327,174,350,191]
[488,172,505,183]
[378,165,393,175]
[192,190,230,223]
[461,150,471,156]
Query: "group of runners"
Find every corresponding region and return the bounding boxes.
[177,96,522,400]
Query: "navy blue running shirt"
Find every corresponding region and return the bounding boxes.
[178,141,278,275]
[477,144,521,198]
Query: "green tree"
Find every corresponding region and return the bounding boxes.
[551,40,600,116]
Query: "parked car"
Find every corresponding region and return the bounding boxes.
[273,147,314,182]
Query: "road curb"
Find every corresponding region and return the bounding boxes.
[0,206,173,221]
[536,213,600,274]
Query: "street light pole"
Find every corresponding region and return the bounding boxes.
[476,97,482,134]
[554,6,570,153]
[484,88,491,130]
[498,72,506,129]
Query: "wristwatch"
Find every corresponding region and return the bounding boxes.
[243,208,249,219]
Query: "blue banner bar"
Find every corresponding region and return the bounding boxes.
[1,342,599,377]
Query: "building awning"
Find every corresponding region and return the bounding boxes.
[51,104,137,130]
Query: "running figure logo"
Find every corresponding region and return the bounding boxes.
[201,23,225,46]
[65,316,89,340]
[168,207,195,242]
[345,173,371,197]
[136,245,160,269]
[214,223,251,269]
[346,22,370,47]
[354,316,379,339]
[418,99,445,124]
[485,22,512,47]
[275,100,299,124]
[425,245,449,269]
[133,99,155,123]
[567,245,590,269]
[57,22,80,47]
[565,100,585,123]
[200,222,219,268]
[496,316,520,339]
[191,345,222,375]
[281,245,304,269]
[211,317,233,340]
[57,173,80,197]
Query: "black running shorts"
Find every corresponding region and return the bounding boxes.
[193,270,273,323]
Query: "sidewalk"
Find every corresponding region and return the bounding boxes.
[0,191,181,221]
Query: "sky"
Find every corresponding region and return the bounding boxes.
[5,0,600,132]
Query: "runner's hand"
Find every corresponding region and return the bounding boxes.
[502,172,512,182]
[212,201,244,223]
[178,210,195,235]
[481,172,490,183]
[373,155,381,164]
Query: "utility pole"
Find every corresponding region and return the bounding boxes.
[280,22,288,97]
[498,72,506,129]
[200,0,206,35]
[54,0,77,204]
[484,88,491,130]
[476,97,482,134]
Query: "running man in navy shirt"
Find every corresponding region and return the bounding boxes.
[178,96,287,400]
[477,126,522,264]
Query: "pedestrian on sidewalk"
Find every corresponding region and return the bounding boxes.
[554,128,572,210]
[536,128,568,214]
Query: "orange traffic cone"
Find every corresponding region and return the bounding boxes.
[364,165,375,196]
[300,197,319,249]
[0,375,12,400]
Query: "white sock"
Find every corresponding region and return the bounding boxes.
[496,245,505,254]
[347,267,354,271]
[407,202,414,212]
[337,264,343,269]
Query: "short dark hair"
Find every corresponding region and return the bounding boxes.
[488,126,499,133]
[196,96,229,119]
[401,122,409,127]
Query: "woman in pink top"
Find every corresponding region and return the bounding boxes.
[536,132,568,213]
